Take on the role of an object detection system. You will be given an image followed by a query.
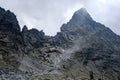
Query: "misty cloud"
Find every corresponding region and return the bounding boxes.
[0,0,120,35]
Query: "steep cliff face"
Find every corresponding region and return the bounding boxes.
[0,7,24,70]
[0,7,120,80]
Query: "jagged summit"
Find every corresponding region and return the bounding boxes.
[61,8,101,35]
[70,8,93,24]
[0,7,20,33]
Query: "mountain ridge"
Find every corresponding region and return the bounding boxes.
[0,7,120,80]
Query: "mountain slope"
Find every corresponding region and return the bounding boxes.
[53,8,120,80]
[0,7,120,80]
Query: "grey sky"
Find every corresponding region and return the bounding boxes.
[0,0,120,36]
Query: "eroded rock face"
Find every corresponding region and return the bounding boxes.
[0,7,24,70]
[0,7,120,80]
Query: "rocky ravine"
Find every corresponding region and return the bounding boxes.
[0,7,120,80]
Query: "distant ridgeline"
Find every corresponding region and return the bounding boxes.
[0,7,120,80]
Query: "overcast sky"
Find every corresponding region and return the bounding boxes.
[0,0,120,36]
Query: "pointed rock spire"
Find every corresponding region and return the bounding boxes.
[70,8,93,24]
[22,25,28,32]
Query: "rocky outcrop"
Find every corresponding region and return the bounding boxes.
[0,7,24,71]
[22,26,50,51]
[0,7,120,80]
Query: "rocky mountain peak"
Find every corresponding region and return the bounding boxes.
[60,8,98,35]
[0,7,20,33]
[70,8,93,24]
